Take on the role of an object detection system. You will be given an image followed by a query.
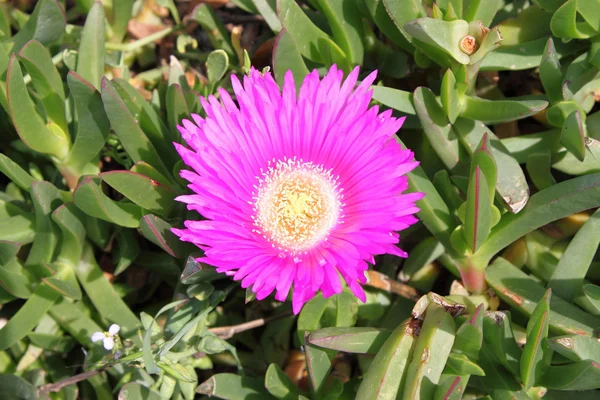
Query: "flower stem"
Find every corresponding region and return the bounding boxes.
[105,25,181,52]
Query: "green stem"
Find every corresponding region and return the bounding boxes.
[105,26,181,52]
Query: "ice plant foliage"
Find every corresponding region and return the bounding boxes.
[173,66,423,313]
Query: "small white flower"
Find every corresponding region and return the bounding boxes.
[91,324,120,350]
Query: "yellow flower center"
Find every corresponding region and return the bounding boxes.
[254,159,342,253]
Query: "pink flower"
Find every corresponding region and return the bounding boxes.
[173,66,423,314]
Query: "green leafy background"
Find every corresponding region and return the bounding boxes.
[1,0,600,398]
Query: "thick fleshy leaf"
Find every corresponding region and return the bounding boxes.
[400,237,445,283]
[446,353,485,376]
[526,152,556,191]
[550,0,597,39]
[24,182,62,268]
[18,40,67,133]
[119,383,163,400]
[166,83,190,140]
[265,363,303,399]
[138,215,191,258]
[462,0,502,26]
[441,69,461,123]
[252,0,281,33]
[111,78,178,168]
[192,5,237,63]
[434,375,468,400]
[73,176,144,228]
[101,78,171,178]
[453,304,484,358]
[76,1,104,90]
[480,36,585,71]
[460,96,548,124]
[355,319,418,399]
[43,261,82,300]
[371,86,416,115]
[474,173,600,262]
[560,110,586,162]
[486,258,600,336]
[5,0,65,53]
[75,244,141,338]
[548,334,600,363]
[315,0,364,65]
[100,171,176,216]
[463,166,492,253]
[539,38,564,104]
[539,360,600,390]
[364,0,413,50]
[399,138,459,258]
[548,208,600,301]
[0,154,36,192]
[521,288,552,389]
[206,50,229,89]
[273,29,309,90]
[0,213,35,245]
[413,87,468,173]
[196,373,271,398]
[0,283,60,350]
[51,203,85,267]
[482,311,522,377]
[308,327,391,354]
[403,303,456,399]
[582,284,600,314]
[277,0,347,68]
[113,229,140,276]
[65,71,110,172]
[0,262,31,300]
[6,55,69,159]
[403,18,470,65]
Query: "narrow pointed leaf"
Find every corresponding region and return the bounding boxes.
[486,258,600,336]
[548,208,600,301]
[482,311,522,376]
[265,363,303,399]
[0,283,60,350]
[73,177,144,228]
[101,78,171,178]
[539,38,563,104]
[138,215,191,258]
[18,40,67,133]
[100,171,176,216]
[521,289,552,389]
[65,71,110,172]
[196,373,271,398]
[538,360,600,390]
[273,29,309,90]
[76,1,104,90]
[464,166,491,253]
[560,110,586,161]
[460,96,548,124]
[356,318,418,400]
[308,327,391,354]
[7,55,69,159]
[277,0,347,67]
[403,303,456,399]
[475,173,600,263]
[548,334,600,363]
[413,87,467,173]
[441,69,460,123]
[6,0,65,53]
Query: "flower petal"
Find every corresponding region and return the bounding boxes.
[108,324,120,336]
[103,337,114,350]
[91,332,104,342]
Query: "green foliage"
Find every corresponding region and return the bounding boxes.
[1,0,600,398]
